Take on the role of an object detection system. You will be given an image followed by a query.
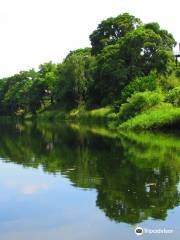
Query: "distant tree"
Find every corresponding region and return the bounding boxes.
[38,62,57,103]
[3,79,33,114]
[0,79,7,114]
[27,78,48,115]
[1,70,37,114]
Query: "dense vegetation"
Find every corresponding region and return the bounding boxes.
[0,13,180,129]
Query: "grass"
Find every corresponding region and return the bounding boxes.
[69,106,117,122]
[36,105,118,123]
[36,110,67,121]
[119,103,180,130]
[27,101,180,131]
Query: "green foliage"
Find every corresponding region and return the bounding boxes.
[90,13,141,55]
[70,106,114,122]
[166,86,180,106]
[144,22,176,49]
[54,48,94,109]
[158,71,180,90]
[91,25,175,106]
[37,109,67,121]
[120,103,180,130]
[27,78,48,114]
[38,61,58,103]
[0,121,180,224]
[0,79,8,114]
[120,72,158,103]
[39,106,116,123]
[0,12,177,125]
[118,91,164,122]
[1,71,37,115]
[3,79,33,114]
[175,69,180,78]
[0,69,50,115]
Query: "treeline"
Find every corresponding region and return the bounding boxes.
[0,13,179,116]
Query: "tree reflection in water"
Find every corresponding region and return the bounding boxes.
[0,120,179,224]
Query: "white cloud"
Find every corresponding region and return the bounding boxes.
[22,184,48,195]
[0,0,179,77]
[6,180,49,195]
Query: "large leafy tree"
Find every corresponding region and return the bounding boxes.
[0,13,177,114]
[144,22,176,49]
[2,70,37,114]
[54,48,94,109]
[90,26,176,105]
[90,13,142,55]
[0,69,47,115]
[3,79,33,114]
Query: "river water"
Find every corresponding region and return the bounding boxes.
[0,120,179,240]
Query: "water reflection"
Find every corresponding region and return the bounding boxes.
[0,120,180,225]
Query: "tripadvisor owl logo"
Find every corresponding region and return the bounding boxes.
[135,227,144,236]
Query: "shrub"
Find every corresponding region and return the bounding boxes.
[166,86,180,106]
[176,69,180,78]
[118,91,164,122]
[120,72,158,103]
[158,72,180,90]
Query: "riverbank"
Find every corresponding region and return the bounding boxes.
[27,103,180,131]
[29,106,117,124]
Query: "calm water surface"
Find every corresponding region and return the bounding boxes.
[0,120,180,240]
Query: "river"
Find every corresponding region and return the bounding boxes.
[0,120,179,239]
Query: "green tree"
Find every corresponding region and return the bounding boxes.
[90,26,175,106]
[54,48,94,109]
[1,70,37,114]
[144,22,176,49]
[3,79,33,115]
[27,78,48,115]
[120,72,158,104]
[90,13,142,55]
[0,79,7,114]
[38,62,57,103]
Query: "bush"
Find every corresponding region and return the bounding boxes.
[176,69,180,78]
[118,91,164,122]
[166,86,180,106]
[120,73,158,104]
[158,72,180,90]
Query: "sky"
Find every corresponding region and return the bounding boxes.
[0,0,179,78]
